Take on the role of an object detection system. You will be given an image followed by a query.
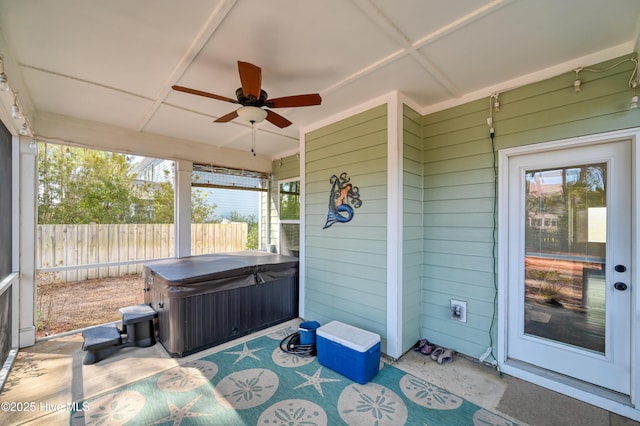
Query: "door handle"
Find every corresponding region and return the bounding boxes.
[614,282,628,291]
[614,265,627,273]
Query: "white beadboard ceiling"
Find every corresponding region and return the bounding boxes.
[0,0,638,161]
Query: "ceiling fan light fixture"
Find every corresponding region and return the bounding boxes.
[174,61,320,129]
[237,106,267,124]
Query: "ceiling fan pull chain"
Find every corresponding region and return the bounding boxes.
[251,121,256,156]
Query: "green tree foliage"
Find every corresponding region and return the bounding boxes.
[147,180,175,223]
[146,176,216,224]
[37,144,216,224]
[229,211,258,249]
[192,189,216,223]
[524,164,606,254]
[38,145,142,224]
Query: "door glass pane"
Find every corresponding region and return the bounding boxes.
[524,163,606,353]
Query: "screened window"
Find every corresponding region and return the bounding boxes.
[279,180,300,220]
[35,144,176,337]
[0,121,12,368]
[0,121,10,281]
[279,179,300,257]
[192,164,270,253]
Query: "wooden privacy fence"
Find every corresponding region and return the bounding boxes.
[36,223,248,283]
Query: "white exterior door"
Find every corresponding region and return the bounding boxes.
[505,139,632,394]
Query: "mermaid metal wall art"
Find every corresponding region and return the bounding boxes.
[323,172,362,229]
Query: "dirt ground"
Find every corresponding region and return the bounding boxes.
[36,274,145,338]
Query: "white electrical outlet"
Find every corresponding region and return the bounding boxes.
[450,299,467,323]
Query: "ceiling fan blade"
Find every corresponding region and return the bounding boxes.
[238,61,262,100]
[267,93,322,108]
[172,85,238,104]
[265,110,292,128]
[214,110,239,123]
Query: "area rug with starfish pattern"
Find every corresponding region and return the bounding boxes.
[70,324,517,425]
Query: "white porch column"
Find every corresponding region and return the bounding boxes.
[18,137,37,347]
[175,160,192,258]
[386,93,403,359]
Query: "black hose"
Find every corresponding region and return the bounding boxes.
[279,332,317,358]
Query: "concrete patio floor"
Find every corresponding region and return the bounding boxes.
[0,319,638,425]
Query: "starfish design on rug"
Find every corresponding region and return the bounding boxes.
[224,343,264,364]
[294,367,341,397]
[150,395,210,426]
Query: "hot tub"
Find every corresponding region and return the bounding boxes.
[143,251,299,357]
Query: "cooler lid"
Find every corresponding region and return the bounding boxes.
[316,321,380,352]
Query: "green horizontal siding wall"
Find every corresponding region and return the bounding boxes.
[402,104,423,351]
[304,105,388,349]
[421,53,639,358]
[273,154,300,181]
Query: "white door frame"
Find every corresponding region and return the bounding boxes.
[497,128,640,421]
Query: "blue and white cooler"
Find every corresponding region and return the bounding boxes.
[316,320,381,384]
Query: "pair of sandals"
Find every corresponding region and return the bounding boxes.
[413,339,455,364]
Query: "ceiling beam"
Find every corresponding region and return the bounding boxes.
[36,111,273,172]
[135,0,238,132]
[410,0,514,50]
[350,0,461,97]
[338,0,515,100]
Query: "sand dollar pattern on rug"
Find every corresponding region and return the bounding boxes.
[156,360,218,392]
[70,390,145,425]
[272,345,315,368]
[338,382,408,425]
[215,367,279,409]
[70,333,519,425]
[258,399,328,425]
